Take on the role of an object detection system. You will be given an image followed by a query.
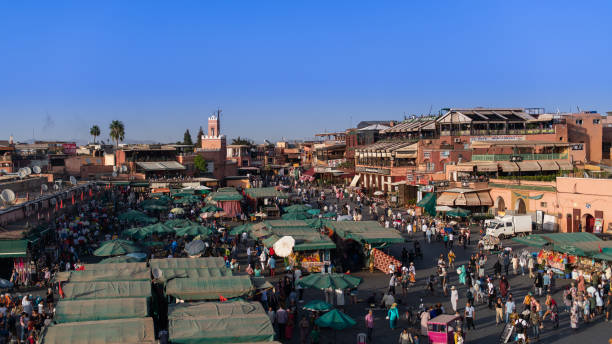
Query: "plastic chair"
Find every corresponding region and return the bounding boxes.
[357,332,367,344]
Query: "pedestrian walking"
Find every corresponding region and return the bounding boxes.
[450,286,459,312]
[464,302,476,330]
[364,309,374,342]
[388,303,400,329]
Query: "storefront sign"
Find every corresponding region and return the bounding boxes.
[594,218,603,233]
[355,166,390,175]
[62,143,77,155]
[470,135,526,142]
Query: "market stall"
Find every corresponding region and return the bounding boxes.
[206,187,243,218]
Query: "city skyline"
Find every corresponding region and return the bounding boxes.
[2,1,612,143]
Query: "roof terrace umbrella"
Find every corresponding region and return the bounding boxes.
[298,273,362,290]
[315,309,356,330]
[303,300,333,312]
[94,239,140,257]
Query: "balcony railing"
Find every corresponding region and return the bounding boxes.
[441,128,556,136]
[472,153,568,161]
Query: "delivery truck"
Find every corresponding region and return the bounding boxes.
[485,215,532,239]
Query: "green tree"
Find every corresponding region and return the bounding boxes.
[89,125,100,144]
[109,120,125,148]
[183,129,193,145]
[231,136,254,146]
[193,155,208,173]
[196,126,204,147]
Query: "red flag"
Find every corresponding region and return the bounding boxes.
[72,195,75,205]
[60,200,63,209]
[219,295,228,302]
[59,282,65,299]
[55,203,58,212]
[599,244,602,253]
[89,189,93,197]
[80,192,83,201]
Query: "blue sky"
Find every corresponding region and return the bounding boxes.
[1,1,611,143]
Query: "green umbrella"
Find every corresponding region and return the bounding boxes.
[281,212,312,220]
[447,208,471,218]
[124,226,154,240]
[229,224,252,235]
[144,223,174,235]
[315,309,356,330]
[175,224,213,237]
[322,212,337,218]
[307,209,321,216]
[303,300,334,312]
[298,273,362,290]
[141,241,165,247]
[304,218,327,229]
[201,205,223,213]
[284,204,311,213]
[99,255,145,263]
[165,219,195,228]
[118,210,147,221]
[93,239,140,256]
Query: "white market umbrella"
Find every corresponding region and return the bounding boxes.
[373,191,384,196]
[273,236,295,257]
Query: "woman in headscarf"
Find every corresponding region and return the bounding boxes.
[388,303,400,329]
[458,265,467,285]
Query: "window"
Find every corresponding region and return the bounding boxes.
[593,119,600,124]
[540,202,547,207]
[575,119,583,125]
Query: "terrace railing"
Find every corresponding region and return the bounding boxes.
[472,153,568,161]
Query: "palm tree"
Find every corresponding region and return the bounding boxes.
[109,120,125,148]
[89,125,100,144]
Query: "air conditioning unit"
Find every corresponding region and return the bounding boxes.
[454,138,462,143]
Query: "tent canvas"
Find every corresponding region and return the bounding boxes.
[83,262,147,271]
[150,257,226,270]
[41,317,155,344]
[168,301,264,319]
[155,268,232,282]
[325,221,404,244]
[61,268,150,282]
[62,280,151,300]
[0,240,28,258]
[54,298,149,323]
[169,315,274,344]
[165,276,253,301]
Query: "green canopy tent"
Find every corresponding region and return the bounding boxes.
[325,221,405,245]
[298,273,362,290]
[142,204,167,211]
[446,208,471,218]
[117,210,156,223]
[150,257,227,270]
[165,219,196,228]
[0,240,28,258]
[165,276,253,301]
[281,212,312,221]
[99,255,145,264]
[201,205,223,213]
[144,222,174,235]
[54,297,149,323]
[155,268,232,282]
[83,262,147,271]
[512,235,550,247]
[175,225,213,237]
[229,224,252,235]
[307,209,321,216]
[244,187,288,200]
[168,302,274,344]
[140,199,168,207]
[41,318,155,344]
[283,204,311,213]
[93,239,141,256]
[123,226,155,240]
[59,268,150,282]
[304,218,327,229]
[321,212,337,218]
[416,192,436,217]
[142,241,165,248]
[303,300,333,312]
[173,192,194,198]
[61,280,152,300]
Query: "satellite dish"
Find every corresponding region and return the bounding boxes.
[24,167,32,175]
[0,189,16,205]
[33,166,41,174]
[152,268,163,279]
[41,184,48,192]
[53,184,60,191]
[112,171,117,177]
[70,176,77,185]
[17,169,26,179]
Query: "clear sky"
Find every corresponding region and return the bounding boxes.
[1,1,611,144]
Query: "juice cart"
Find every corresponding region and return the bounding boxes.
[427,314,459,344]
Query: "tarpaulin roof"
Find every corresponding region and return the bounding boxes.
[83,262,147,271]
[168,300,264,319]
[249,227,336,252]
[265,220,311,228]
[54,298,149,323]
[325,221,404,244]
[62,280,151,300]
[168,301,274,344]
[59,268,151,282]
[41,317,155,344]
[0,240,27,257]
[512,233,608,258]
[165,275,253,301]
[207,189,243,201]
[155,268,232,282]
[150,257,226,270]
[244,187,288,199]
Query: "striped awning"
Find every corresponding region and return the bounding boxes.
[437,192,457,206]
[455,163,475,172]
[538,160,559,171]
[499,161,519,172]
[463,193,481,206]
[475,163,498,172]
[477,191,493,206]
[517,161,541,172]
